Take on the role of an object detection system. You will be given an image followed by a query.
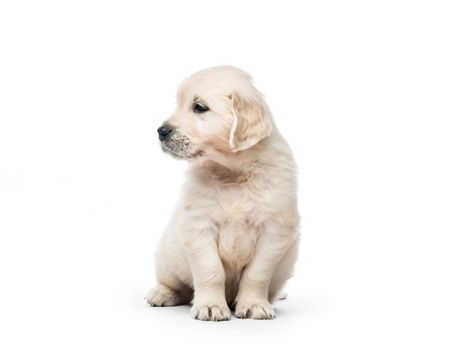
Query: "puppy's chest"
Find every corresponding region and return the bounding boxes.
[215,185,258,270]
[216,185,255,219]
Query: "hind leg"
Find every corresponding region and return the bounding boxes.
[146,283,192,307]
[146,229,193,307]
[268,239,299,302]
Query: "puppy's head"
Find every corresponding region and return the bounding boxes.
[158,66,272,160]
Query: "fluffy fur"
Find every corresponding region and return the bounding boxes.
[146,66,299,321]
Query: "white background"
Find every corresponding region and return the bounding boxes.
[1,0,466,349]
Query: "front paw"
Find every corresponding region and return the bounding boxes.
[191,301,231,321]
[234,299,276,320]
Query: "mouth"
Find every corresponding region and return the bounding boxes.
[160,133,203,160]
[161,142,189,159]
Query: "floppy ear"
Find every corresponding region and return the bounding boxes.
[229,92,272,152]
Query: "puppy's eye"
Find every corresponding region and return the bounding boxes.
[193,103,209,113]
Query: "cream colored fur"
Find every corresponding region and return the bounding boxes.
[146,66,299,321]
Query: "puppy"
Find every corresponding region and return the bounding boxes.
[146,66,299,321]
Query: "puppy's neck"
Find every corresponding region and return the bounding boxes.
[191,141,269,184]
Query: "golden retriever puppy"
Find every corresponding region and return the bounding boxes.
[146,66,299,321]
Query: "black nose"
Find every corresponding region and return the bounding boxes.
[157,126,172,141]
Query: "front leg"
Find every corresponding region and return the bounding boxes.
[178,227,231,321]
[235,225,296,319]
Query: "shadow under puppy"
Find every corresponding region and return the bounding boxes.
[146,66,299,321]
